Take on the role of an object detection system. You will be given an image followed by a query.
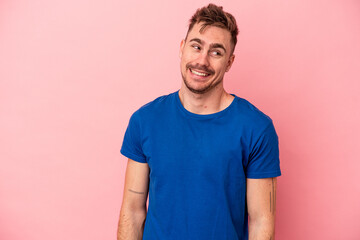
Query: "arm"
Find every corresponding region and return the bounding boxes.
[247,177,277,240]
[117,159,149,240]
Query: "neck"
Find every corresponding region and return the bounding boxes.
[178,84,234,115]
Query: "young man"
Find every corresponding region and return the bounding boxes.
[118,4,281,240]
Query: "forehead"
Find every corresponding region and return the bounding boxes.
[187,22,232,48]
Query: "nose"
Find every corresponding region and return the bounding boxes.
[196,51,210,67]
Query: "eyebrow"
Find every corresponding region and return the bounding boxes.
[189,38,227,53]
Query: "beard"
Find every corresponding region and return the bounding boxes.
[182,74,223,94]
[181,63,222,94]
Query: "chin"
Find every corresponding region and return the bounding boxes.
[185,79,223,95]
[184,82,213,94]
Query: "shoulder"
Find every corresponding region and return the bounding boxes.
[233,96,274,131]
[131,91,177,119]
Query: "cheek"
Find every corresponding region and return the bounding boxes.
[211,62,226,73]
[181,55,193,68]
[181,53,191,63]
[180,58,189,72]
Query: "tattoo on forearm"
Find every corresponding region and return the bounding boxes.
[128,189,145,194]
[272,178,275,213]
[270,178,276,213]
[270,191,272,213]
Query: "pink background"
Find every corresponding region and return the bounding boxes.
[1,0,359,239]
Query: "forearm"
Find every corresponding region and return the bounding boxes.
[248,217,275,240]
[247,177,278,240]
[117,208,147,240]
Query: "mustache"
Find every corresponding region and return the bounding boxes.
[186,63,214,75]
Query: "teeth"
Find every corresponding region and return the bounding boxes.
[191,69,208,76]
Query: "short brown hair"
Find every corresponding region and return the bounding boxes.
[186,4,239,54]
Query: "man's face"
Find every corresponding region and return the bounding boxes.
[179,22,235,94]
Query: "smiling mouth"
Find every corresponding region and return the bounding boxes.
[190,68,211,77]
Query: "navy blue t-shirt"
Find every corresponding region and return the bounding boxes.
[121,91,281,240]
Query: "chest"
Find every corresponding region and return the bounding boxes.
[142,117,249,185]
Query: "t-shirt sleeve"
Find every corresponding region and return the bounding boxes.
[120,111,147,163]
[246,121,281,178]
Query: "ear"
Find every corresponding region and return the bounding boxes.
[225,54,235,72]
[179,39,185,58]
